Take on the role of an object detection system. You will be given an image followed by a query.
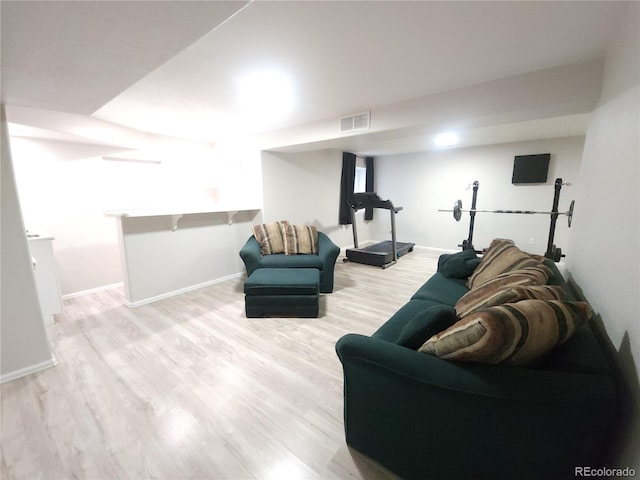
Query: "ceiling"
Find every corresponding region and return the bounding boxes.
[0,1,630,155]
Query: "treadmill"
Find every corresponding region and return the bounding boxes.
[345,192,415,268]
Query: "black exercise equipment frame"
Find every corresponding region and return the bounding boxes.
[448,178,572,262]
[345,193,415,268]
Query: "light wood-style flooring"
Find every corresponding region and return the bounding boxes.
[1,248,442,479]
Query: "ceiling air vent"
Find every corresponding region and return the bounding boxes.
[339,110,370,133]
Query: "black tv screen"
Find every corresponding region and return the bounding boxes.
[512,153,550,184]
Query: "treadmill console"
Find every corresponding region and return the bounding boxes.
[349,192,401,212]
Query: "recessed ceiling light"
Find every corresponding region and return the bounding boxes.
[434,131,459,147]
[237,69,294,124]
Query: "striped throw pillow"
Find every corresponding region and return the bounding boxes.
[467,238,544,289]
[252,221,288,255]
[419,299,591,366]
[455,284,565,318]
[281,224,319,255]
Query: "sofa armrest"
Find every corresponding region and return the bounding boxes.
[317,232,340,292]
[336,333,616,480]
[239,236,262,276]
[318,232,340,261]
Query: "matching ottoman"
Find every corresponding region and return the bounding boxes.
[244,268,320,318]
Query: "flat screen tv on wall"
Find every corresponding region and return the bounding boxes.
[512,153,550,184]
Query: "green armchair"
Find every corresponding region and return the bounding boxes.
[239,232,340,293]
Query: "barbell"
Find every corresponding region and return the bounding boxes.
[440,199,575,227]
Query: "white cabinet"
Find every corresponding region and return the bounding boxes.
[27,235,62,325]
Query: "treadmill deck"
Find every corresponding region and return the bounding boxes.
[345,241,415,268]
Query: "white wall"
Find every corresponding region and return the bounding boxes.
[10,135,262,297]
[567,2,639,469]
[374,136,584,254]
[11,139,124,295]
[260,149,370,250]
[1,106,56,383]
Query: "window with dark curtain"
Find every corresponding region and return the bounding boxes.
[365,156,375,220]
[339,152,356,224]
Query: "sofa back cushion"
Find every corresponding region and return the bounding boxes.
[437,249,481,279]
[419,299,591,365]
[373,299,442,341]
[536,324,612,375]
[372,299,457,349]
[252,221,288,255]
[411,273,470,306]
[396,305,458,349]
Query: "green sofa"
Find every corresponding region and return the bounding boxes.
[336,251,617,480]
[239,232,340,293]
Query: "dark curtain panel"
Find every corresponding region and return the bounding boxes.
[365,156,375,220]
[339,152,357,225]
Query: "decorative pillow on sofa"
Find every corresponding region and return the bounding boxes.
[455,284,564,318]
[252,221,288,255]
[419,299,591,365]
[467,238,544,289]
[396,305,458,350]
[281,223,319,255]
[437,250,481,279]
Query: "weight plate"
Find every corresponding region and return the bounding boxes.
[453,200,462,222]
[555,247,562,262]
[568,200,575,227]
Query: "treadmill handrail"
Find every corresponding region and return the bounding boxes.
[348,193,403,213]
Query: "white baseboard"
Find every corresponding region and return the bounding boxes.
[0,355,57,384]
[62,282,124,300]
[413,245,460,253]
[126,272,244,308]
